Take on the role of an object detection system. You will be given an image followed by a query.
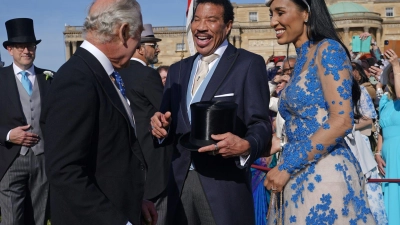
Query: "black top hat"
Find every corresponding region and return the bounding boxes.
[3,18,41,49]
[179,101,238,151]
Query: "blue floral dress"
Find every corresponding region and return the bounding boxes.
[278,39,376,224]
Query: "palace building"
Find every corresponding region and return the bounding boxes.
[63,0,400,66]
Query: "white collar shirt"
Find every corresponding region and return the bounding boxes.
[13,63,36,86]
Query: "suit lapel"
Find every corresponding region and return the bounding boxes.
[34,67,49,101]
[3,65,26,122]
[75,48,132,133]
[180,54,198,129]
[201,44,239,101]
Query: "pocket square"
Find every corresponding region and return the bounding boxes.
[214,93,234,98]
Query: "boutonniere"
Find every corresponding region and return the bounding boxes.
[43,71,54,80]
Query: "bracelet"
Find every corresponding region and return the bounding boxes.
[374,152,381,156]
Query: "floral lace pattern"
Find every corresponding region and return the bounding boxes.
[278,39,375,224]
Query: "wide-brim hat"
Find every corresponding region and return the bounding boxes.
[3,18,41,49]
[179,101,238,151]
[380,59,400,85]
[140,24,161,43]
[266,0,273,7]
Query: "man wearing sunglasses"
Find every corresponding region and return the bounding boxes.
[0,18,53,225]
[120,23,172,225]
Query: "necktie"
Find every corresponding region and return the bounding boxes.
[192,54,218,95]
[20,71,33,96]
[111,70,126,98]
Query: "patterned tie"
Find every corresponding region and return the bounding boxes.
[192,54,218,95]
[111,70,126,98]
[20,71,32,96]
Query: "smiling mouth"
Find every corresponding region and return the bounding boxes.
[195,35,212,47]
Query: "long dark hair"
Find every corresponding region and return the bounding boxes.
[292,0,362,120]
[352,62,370,85]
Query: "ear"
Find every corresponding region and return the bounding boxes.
[303,11,309,23]
[136,44,145,55]
[6,46,14,56]
[118,23,130,44]
[225,20,233,36]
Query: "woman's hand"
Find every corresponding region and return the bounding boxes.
[375,154,386,176]
[264,166,290,193]
[269,133,282,155]
[384,49,399,68]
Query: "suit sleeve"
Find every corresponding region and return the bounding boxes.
[42,67,128,224]
[144,69,164,110]
[241,54,272,168]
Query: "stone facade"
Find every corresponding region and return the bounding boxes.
[63,0,400,66]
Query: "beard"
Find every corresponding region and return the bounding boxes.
[146,54,158,65]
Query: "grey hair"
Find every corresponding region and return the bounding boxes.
[83,0,143,43]
[283,55,297,64]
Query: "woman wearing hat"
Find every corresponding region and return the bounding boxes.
[374,49,400,225]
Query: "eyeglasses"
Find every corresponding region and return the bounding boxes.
[143,43,159,49]
[282,67,294,75]
[12,43,36,52]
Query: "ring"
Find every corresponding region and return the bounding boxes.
[151,125,154,130]
[214,143,219,151]
[212,150,216,156]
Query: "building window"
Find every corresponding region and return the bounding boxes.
[386,7,394,17]
[249,12,258,22]
[176,43,185,51]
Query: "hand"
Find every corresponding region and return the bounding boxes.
[369,66,382,79]
[141,200,157,225]
[375,154,386,176]
[198,132,250,158]
[273,75,283,83]
[384,49,399,68]
[150,112,171,139]
[264,165,290,193]
[359,32,371,40]
[9,125,40,147]
[270,134,282,156]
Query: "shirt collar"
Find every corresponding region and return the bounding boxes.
[13,63,35,76]
[131,57,147,66]
[80,40,114,76]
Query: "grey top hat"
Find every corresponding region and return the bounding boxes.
[3,18,41,49]
[140,24,161,43]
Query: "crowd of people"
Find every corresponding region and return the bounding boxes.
[0,0,399,225]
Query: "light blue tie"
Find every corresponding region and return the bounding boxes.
[20,71,32,96]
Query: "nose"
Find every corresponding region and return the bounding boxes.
[270,14,279,27]
[195,19,207,32]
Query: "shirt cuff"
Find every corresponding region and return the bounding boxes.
[127,222,132,225]
[239,154,251,166]
[6,130,11,142]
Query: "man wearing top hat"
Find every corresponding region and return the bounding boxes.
[119,24,173,225]
[150,0,272,224]
[0,18,53,225]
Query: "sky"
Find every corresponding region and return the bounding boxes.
[0,0,265,71]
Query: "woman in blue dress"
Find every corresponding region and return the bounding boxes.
[375,50,400,225]
[265,0,375,224]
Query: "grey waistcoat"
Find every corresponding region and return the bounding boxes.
[15,76,44,155]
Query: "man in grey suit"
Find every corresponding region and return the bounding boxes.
[0,18,53,225]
